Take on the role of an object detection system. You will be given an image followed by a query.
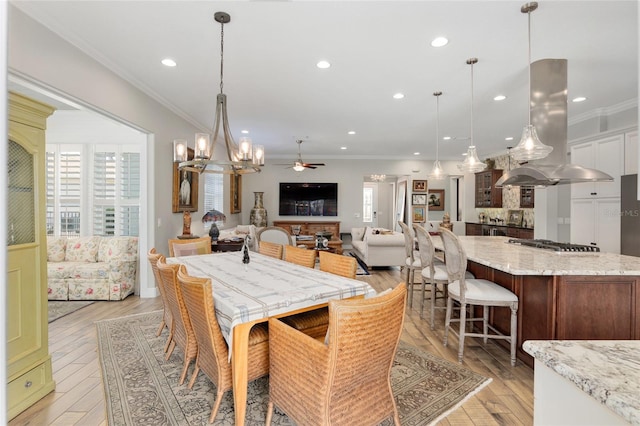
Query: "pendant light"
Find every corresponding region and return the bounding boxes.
[457,58,487,173]
[510,2,553,162]
[428,91,448,180]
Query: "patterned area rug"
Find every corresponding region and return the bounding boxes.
[48,300,95,323]
[97,311,491,425]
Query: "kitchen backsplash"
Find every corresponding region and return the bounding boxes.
[475,153,535,228]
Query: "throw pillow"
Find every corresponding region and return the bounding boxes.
[65,236,101,262]
[47,237,66,262]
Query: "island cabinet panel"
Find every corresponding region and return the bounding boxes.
[556,276,638,340]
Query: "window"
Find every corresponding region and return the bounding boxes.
[363,186,373,223]
[203,167,224,213]
[46,144,141,237]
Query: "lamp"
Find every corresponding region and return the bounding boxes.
[174,12,264,175]
[510,2,553,162]
[457,58,487,173]
[370,174,386,182]
[428,91,448,180]
[202,209,226,241]
[293,163,305,172]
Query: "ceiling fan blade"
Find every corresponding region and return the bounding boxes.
[274,163,293,166]
[304,165,317,169]
[304,163,325,166]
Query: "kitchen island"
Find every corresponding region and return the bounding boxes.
[432,236,640,366]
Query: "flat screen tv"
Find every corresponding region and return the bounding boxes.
[279,182,338,216]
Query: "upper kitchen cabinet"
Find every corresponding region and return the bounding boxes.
[475,169,503,208]
[570,134,624,199]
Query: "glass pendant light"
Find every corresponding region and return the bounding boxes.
[510,2,553,162]
[458,58,487,173]
[428,91,448,180]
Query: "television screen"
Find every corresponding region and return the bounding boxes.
[279,182,338,216]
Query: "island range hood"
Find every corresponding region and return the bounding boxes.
[495,59,613,188]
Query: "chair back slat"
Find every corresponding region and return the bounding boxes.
[284,245,316,268]
[319,251,357,279]
[168,236,212,257]
[259,241,284,259]
[148,248,172,327]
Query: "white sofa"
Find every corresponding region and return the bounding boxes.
[218,224,260,251]
[350,227,406,267]
[47,236,138,301]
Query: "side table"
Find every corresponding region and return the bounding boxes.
[212,239,244,252]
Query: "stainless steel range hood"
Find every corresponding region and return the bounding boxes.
[495,59,613,188]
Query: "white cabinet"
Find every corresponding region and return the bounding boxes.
[570,135,624,198]
[570,198,620,253]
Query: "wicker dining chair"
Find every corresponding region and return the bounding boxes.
[281,251,357,339]
[147,248,173,353]
[156,257,198,384]
[259,240,284,260]
[284,245,316,268]
[398,221,422,308]
[266,283,407,426]
[168,235,212,257]
[176,265,269,423]
[318,250,357,279]
[439,228,519,366]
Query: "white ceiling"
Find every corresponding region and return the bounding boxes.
[10,1,639,161]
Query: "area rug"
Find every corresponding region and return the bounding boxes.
[348,251,371,275]
[97,311,491,425]
[48,300,95,323]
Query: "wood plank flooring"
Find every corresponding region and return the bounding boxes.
[10,267,534,425]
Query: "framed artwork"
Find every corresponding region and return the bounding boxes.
[428,189,445,211]
[507,209,524,227]
[230,173,242,213]
[412,206,426,223]
[412,193,427,205]
[172,148,198,213]
[412,179,427,193]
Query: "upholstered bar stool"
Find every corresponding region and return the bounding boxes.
[439,228,519,366]
[398,221,422,308]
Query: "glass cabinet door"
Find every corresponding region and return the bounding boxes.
[8,139,35,246]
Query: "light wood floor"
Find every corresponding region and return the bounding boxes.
[10,267,534,425]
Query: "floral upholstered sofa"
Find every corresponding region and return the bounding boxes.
[47,236,138,301]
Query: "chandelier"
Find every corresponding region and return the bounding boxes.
[458,58,487,173]
[427,91,448,180]
[510,2,553,162]
[370,174,386,182]
[173,12,264,175]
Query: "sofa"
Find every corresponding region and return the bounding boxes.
[350,227,406,267]
[218,224,260,251]
[47,236,138,301]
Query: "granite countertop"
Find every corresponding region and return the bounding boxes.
[431,236,640,275]
[523,340,640,425]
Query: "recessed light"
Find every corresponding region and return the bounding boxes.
[505,136,514,141]
[414,152,420,156]
[572,96,587,103]
[393,93,405,99]
[340,146,347,150]
[443,136,452,140]
[241,130,249,134]
[316,60,331,69]
[348,131,356,135]
[431,37,449,47]
[494,95,507,101]
[161,58,177,67]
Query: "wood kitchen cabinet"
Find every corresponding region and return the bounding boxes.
[475,169,503,208]
[520,187,535,208]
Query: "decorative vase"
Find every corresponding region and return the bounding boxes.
[250,192,268,227]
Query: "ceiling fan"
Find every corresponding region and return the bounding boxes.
[276,139,325,171]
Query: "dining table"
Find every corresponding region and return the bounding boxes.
[166,250,375,426]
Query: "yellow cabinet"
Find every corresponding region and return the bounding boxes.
[7,92,56,419]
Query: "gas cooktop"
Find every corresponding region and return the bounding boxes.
[507,238,600,252]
